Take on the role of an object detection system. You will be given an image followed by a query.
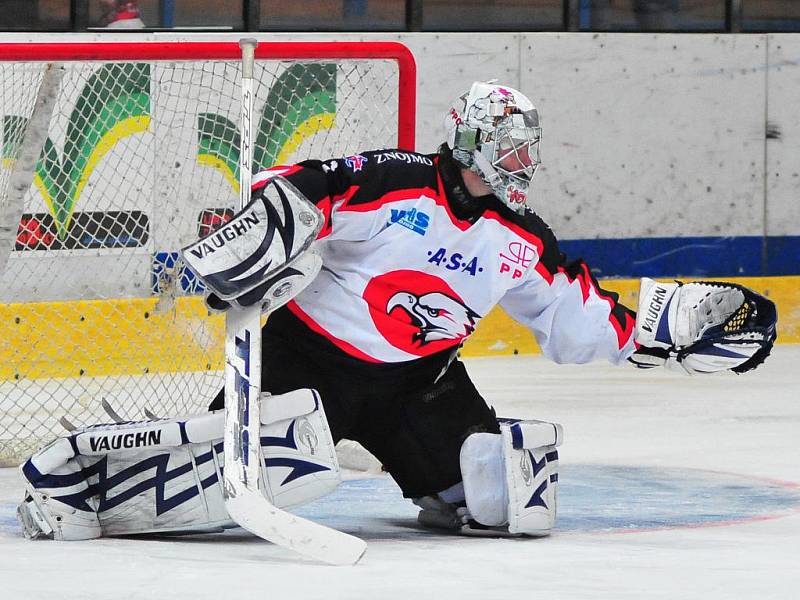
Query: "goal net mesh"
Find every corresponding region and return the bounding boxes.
[0,46,408,465]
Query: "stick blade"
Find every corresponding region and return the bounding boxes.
[226,491,367,566]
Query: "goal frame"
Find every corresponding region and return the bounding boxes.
[0,40,417,467]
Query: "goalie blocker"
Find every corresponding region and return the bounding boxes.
[181,176,324,313]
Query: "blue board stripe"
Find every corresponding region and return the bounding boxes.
[558,235,800,278]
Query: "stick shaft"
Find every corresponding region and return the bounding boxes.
[222,39,366,564]
[224,38,261,494]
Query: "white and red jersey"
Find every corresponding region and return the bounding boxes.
[252,149,636,367]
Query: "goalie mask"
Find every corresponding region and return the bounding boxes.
[445,82,542,213]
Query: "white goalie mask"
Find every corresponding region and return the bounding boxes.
[445,81,542,212]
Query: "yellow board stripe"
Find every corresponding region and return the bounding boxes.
[0,296,224,381]
[0,276,797,381]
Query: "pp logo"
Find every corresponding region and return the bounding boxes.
[345,154,368,172]
[363,270,480,356]
[499,241,537,279]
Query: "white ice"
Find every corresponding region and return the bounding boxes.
[1,347,798,600]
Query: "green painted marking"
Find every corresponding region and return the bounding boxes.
[197,63,337,182]
[1,115,27,160]
[197,112,238,181]
[254,63,337,169]
[2,63,151,239]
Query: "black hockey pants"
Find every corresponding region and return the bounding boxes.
[209,310,500,499]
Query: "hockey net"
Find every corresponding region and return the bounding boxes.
[0,41,416,466]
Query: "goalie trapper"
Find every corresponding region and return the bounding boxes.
[631,278,777,374]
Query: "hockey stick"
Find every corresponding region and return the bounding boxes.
[222,38,366,566]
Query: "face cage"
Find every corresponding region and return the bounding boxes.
[490,123,542,186]
[449,117,541,210]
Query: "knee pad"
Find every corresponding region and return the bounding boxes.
[17,389,339,540]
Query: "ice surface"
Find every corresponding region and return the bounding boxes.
[1,347,798,600]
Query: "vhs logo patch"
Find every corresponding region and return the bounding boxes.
[389,208,430,236]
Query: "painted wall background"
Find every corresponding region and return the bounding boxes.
[409,33,798,279]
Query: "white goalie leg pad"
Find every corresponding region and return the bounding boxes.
[257,389,341,510]
[17,389,339,540]
[460,419,563,536]
[503,421,562,535]
[17,436,103,541]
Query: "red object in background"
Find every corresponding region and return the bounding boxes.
[198,208,234,238]
[16,216,55,250]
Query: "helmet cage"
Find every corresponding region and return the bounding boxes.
[488,110,541,192]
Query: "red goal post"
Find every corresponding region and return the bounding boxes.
[0,40,416,466]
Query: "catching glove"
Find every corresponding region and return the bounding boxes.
[630,278,777,374]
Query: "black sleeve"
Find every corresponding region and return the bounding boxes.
[259,150,437,202]
[252,150,440,232]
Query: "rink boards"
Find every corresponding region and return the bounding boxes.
[0,275,796,380]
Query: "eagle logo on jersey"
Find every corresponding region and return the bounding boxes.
[364,270,481,356]
[387,291,479,345]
